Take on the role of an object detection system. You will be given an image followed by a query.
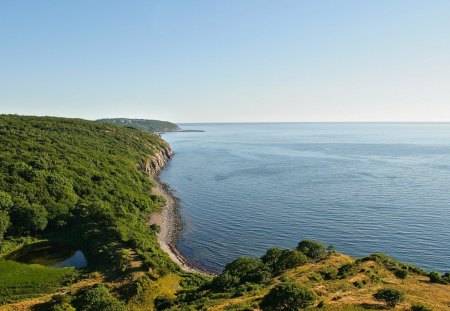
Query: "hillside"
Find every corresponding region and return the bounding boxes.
[96,118,180,133]
[0,115,191,309]
[174,250,449,311]
[0,115,448,311]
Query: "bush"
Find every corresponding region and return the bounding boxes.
[410,303,433,311]
[443,272,450,283]
[394,269,408,280]
[353,280,364,288]
[74,285,125,311]
[359,253,426,276]
[212,272,241,291]
[337,263,356,278]
[373,288,404,308]
[276,250,308,273]
[260,281,316,311]
[428,271,442,283]
[212,257,271,291]
[318,266,338,280]
[180,273,211,290]
[297,240,326,260]
[154,296,175,310]
[261,248,308,275]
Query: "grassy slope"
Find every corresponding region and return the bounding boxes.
[0,260,74,304]
[198,254,449,311]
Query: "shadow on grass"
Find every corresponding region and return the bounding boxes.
[359,303,386,309]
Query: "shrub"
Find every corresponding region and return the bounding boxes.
[443,272,450,283]
[212,272,241,291]
[353,280,364,288]
[373,288,404,308]
[74,285,125,311]
[369,273,383,284]
[394,269,408,280]
[359,253,426,276]
[297,240,327,260]
[428,271,442,283]
[275,250,308,274]
[261,248,308,275]
[180,273,211,290]
[225,257,271,283]
[212,257,272,291]
[410,303,433,311]
[337,263,356,278]
[154,297,175,310]
[318,266,338,280]
[309,273,323,282]
[260,281,316,311]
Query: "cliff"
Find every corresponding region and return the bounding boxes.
[137,143,174,176]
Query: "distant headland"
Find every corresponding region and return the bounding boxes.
[96,118,204,133]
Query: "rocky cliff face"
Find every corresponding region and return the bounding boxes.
[137,143,173,176]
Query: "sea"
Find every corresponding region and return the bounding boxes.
[160,123,450,273]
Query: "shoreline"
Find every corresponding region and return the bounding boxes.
[149,175,212,275]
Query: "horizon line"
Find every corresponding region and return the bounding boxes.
[177,121,450,124]
[4,114,450,124]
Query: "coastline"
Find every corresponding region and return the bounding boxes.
[149,175,211,275]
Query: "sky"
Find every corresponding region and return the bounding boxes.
[1,1,450,123]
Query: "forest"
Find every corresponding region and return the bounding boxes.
[96,118,180,133]
[0,115,179,307]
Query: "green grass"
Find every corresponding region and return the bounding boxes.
[0,260,75,304]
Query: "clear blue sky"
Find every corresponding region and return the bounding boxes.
[1,1,450,122]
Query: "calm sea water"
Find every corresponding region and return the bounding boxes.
[160,123,450,273]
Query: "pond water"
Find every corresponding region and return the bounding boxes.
[6,242,87,269]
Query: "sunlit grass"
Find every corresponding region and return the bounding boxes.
[0,260,75,304]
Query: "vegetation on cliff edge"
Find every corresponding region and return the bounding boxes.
[96,118,180,133]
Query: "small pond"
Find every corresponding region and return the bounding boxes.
[6,242,87,269]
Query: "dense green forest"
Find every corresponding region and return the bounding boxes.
[0,115,448,311]
[0,115,180,306]
[96,118,180,132]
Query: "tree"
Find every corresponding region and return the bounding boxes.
[275,250,308,274]
[261,247,283,271]
[261,248,308,274]
[297,240,326,260]
[22,204,48,233]
[211,272,240,291]
[223,257,271,284]
[213,257,272,291]
[373,288,404,308]
[0,211,10,240]
[260,281,316,311]
[0,191,13,210]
